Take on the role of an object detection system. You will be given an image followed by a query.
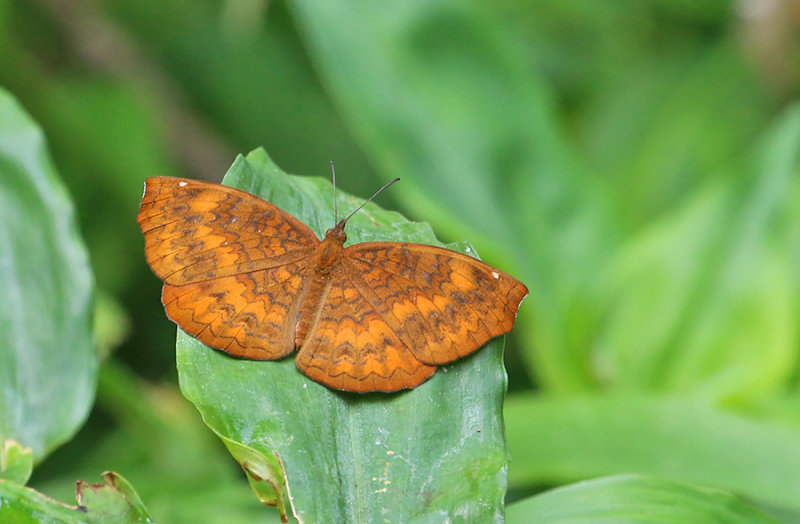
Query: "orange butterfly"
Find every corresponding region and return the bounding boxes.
[137,175,527,392]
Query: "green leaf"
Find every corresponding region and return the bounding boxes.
[0,479,81,524]
[177,149,508,522]
[506,474,779,524]
[505,394,800,513]
[595,105,800,400]
[1,438,33,485]
[0,471,154,524]
[75,472,154,524]
[217,435,288,514]
[0,87,96,460]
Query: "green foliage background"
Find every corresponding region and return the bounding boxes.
[1,0,799,522]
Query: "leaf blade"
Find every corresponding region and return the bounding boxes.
[0,88,96,460]
[507,474,779,524]
[506,394,800,512]
[0,471,154,524]
[176,149,508,522]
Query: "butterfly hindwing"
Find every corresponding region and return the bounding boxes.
[161,260,310,360]
[295,266,436,392]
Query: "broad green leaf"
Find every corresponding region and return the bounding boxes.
[0,471,154,524]
[595,105,800,400]
[0,88,96,459]
[1,438,33,485]
[288,0,613,391]
[506,474,778,524]
[176,149,508,523]
[505,394,800,512]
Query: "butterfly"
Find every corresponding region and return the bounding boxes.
[137,174,528,392]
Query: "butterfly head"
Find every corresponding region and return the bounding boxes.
[324,222,348,245]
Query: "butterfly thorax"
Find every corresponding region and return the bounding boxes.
[314,223,348,274]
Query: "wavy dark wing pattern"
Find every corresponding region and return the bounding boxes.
[295,266,436,392]
[342,242,528,365]
[137,177,318,285]
[162,260,310,360]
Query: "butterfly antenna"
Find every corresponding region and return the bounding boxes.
[340,177,400,226]
[330,161,338,225]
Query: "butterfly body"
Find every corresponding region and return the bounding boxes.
[138,176,527,393]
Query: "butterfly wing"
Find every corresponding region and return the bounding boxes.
[137,177,318,285]
[341,242,528,365]
[138,177,319,359]
[295,266,436,392]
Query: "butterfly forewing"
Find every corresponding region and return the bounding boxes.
[138,177,318,285]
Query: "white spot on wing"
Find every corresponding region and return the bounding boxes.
[492,271,500,279]
[179,181,188,187]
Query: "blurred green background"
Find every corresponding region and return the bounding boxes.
[2,0,800,522]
